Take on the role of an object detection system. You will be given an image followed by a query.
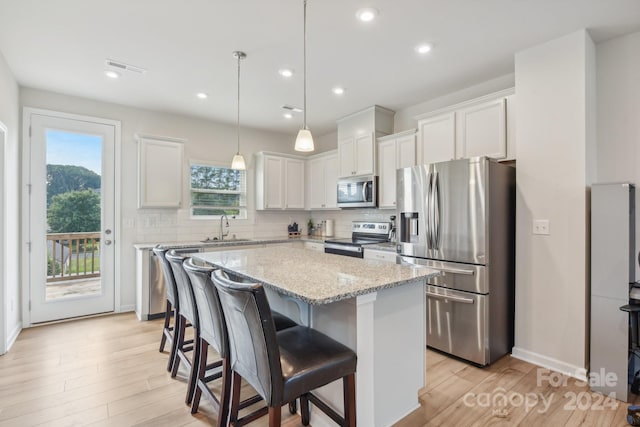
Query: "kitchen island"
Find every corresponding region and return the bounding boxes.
[191,246,439,427]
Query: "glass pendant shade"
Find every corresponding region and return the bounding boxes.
[294,128,314,152]
[231,153,246,170]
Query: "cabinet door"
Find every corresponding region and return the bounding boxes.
[418,113,455,165]
[457,98,506,159]
[396,134,416,168]
[284,158,305,209]
[355,133,375,175]
[138,138,183,208]
[264,156,283,209]
[378,140,397,208]
[307,157,325,209]
[338,137,355,177]
[323,153,339,209]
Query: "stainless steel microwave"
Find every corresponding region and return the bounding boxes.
[337,175,377,208]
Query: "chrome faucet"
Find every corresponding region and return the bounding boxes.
[220,214,230,241]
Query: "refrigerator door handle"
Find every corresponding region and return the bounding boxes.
[433,171,441,249]
[425,291,475,304]
[427,172,435,249]
[433,266,476,276]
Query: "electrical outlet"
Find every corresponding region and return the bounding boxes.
[532,219,550,235]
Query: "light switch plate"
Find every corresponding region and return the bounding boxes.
[533,219,550,235]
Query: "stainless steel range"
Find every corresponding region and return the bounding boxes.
[324,221,391,258]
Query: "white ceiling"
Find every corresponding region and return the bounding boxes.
[1,0,639,136]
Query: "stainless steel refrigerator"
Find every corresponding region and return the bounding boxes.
[396,157,515,366]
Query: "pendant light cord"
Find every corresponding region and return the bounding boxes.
[237,53,241,154]
[303,0,307,130]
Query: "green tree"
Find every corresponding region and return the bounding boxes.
[47,190,101,233]
[47,164,100,206]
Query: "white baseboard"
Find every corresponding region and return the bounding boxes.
[118,304,136,313]
[6,323,21,353]
[512,346,588,382]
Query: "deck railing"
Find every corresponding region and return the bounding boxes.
[47,232,101,282]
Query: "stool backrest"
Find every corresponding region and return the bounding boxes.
[152,247,178,308]
[183,259,228,358]
[166,250,198,327]
[212,269,283,406]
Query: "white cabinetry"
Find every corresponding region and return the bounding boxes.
[363,248,397,263]
[306,150,339,210]
[417,113,455,165]
[304,241,325,252]
[336,105,395,178]
[136,135,184,208]
[416,89,515,165]
[377,130,417,208]
[456,98,506,159]
[255,152,305,210]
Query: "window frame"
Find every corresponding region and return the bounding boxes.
[189,160,247,220]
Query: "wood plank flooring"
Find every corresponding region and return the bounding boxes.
[0,313,634,426]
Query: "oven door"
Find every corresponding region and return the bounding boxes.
[324,242,364,258]
[425,284,489,366]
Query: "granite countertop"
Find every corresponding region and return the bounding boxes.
[133,235,329,250]
[192,246,439,305]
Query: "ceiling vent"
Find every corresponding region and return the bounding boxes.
[282,105,303,113]
[105,59,147,74]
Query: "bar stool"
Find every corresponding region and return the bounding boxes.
[183,259,298,426]
[152,247,189,372]
[212,269,357,427]
[166,250,201,404]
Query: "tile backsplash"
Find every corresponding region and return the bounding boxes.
[129,207,396,244]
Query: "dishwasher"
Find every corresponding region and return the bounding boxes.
[148,247,202,319]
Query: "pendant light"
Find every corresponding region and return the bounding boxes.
[231,51,247,170]
[294,0,315,152]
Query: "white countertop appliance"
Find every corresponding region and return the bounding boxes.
[324,221,391,258]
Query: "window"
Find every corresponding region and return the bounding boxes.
[190,163,246,218]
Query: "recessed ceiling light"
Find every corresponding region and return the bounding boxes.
[332,87,345,95]
[415,43,433,54]
[283,113,293,119]
[196,92,208,99]
[356,8,378,22]
[104,70,120,79]
[279,68,294,78]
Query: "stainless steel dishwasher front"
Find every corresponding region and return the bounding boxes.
[148,247,202,319]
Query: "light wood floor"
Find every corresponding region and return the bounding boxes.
[0,313,633,426]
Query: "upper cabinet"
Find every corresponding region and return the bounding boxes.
[416,89,515,165]
[305,150,339,210]
[336,105,395,178]
[255,152,305,210]
[377,130,417,208]
[136,135,184,209]
[417,112,455,165]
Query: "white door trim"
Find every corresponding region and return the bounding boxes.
[21,107,122,327]
[0,119,7,353]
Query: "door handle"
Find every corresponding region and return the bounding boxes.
[362,181,369,202]
[432,266,475,275]
[104,240,112,246]
[426,291,474,304]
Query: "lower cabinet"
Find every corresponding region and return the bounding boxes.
[304,241,325,252]
[363,248,397,263]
